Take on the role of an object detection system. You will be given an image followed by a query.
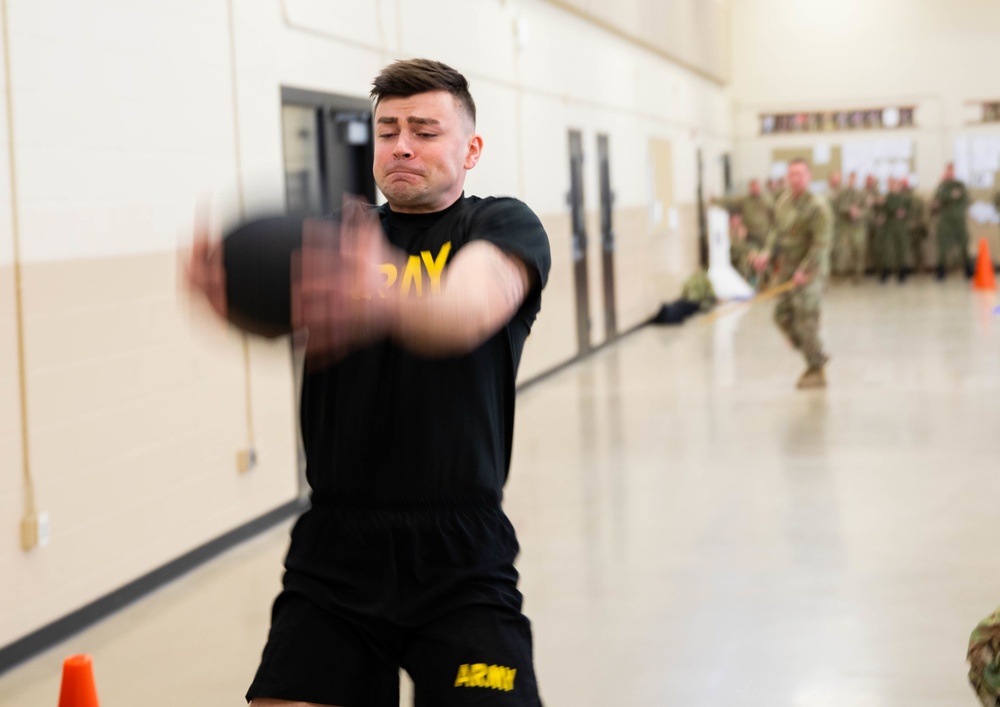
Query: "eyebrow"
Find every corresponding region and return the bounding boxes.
[376,116,441,126]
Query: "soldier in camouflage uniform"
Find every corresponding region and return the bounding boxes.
[879,176,913,283]
[727,211,758,284]
[711,178,774,249]
[863,175,883,276]
[826,170,844,275]
[681,268,716,312]
[901,177,928,275]
[767,176,787,202]
[830,171,868,282]
[932,163,972,279]
[967,605,1000,707]
[754,159,833,389]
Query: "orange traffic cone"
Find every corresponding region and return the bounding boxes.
[57,654,99,707]
[972,238,997,291]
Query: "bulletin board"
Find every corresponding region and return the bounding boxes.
[771,138,915,193]
[770,145,842,191]
[954,134,1000,225]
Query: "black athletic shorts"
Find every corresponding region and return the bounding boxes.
[246,493,543,706]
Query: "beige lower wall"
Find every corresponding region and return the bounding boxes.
[518,213,578,382]
[2,199,700,647]
[0,253,299,648]
[518,203,701,382]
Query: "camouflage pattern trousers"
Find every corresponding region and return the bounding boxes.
[773,281,826,368]
[877,222,909,272]
[936,213,970,268]
[834,224,867,278]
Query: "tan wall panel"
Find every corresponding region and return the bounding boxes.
[518,202,702,384]
[613,206,659,331]
[0,265,25,571]
[0,252,299,647]
[518,213,578,382]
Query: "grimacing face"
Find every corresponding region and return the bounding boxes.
[373,90,483,214]
[788,162,810,196]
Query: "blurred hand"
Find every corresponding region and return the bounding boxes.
[184,203,227,319]
[849,205,860,221]
[291,195,400,366]
[792,270,810,287]
[753,252,771,272]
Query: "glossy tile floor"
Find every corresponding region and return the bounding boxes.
[3,277,999,706]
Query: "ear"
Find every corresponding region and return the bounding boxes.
[464,134,483,171]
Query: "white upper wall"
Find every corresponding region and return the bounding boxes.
[729,0,1000,187]
[3,0,732,265]
[731,0,1000,118]
[554,0,729,83]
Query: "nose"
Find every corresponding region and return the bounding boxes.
[393,136,413,160]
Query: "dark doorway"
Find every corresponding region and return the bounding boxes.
[596,134,617,340]
[568,130,591,355]
[696,148,708,269]
[280,87,376,216]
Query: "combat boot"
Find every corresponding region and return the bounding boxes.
[796,366,825,389]
[796,355,828,390]
[935,264,945,281]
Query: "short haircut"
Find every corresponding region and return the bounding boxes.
[370,58,476,125]
[789,158,809,169]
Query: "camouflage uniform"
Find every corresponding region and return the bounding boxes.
[864,185,883,275]
[906,189,928,273]
[712,193,773,248]
[967,605,1000,707]
[730,232,757,284]
[934,178,971,275]
[831,186,868,279]
[681,269,716,312]
[763,190,833,371]
[826,187,844,272]
[879,189,913,279]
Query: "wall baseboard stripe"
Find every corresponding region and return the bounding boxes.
[0,497,307,677]
[0,317,655,678]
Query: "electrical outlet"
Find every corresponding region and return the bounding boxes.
[236,448,257,473]
[37,511,50,547]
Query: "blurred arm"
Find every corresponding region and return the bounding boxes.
[385,240,533,356]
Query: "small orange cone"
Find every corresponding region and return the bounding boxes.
[972,238,997,291]
[57,654,99,707]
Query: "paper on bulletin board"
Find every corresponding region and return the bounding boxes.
[974,172,996,189]
[813,143,832,165]
[841,138,915,186]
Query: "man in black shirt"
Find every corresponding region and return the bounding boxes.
[187,59,550,706]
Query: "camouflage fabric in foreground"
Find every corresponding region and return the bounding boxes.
[969,605,1000,706]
